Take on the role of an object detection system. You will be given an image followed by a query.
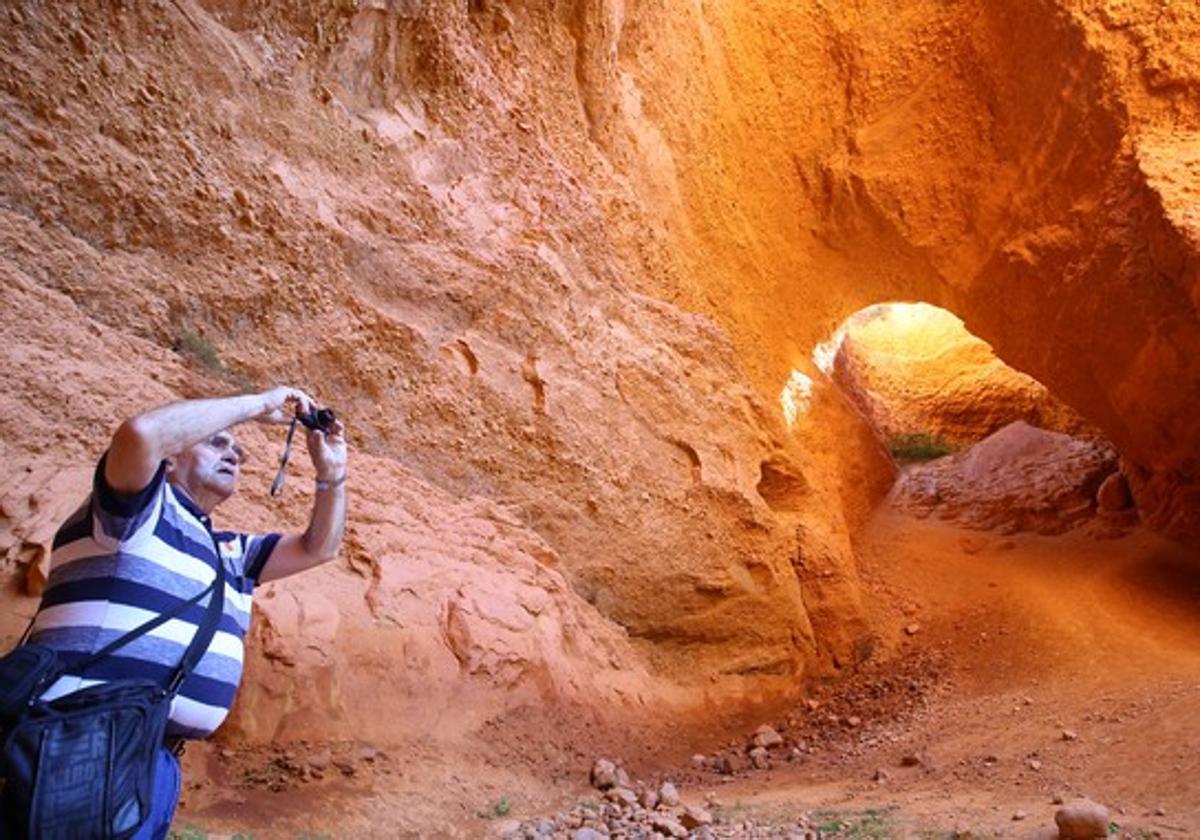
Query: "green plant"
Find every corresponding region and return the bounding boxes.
[228,369,257,393]
[174,330,223,372]
[172,328,259,393]
[814,807,898,839]
[476,796,512,819]
[886,432,954,463]
[169,826,207,840]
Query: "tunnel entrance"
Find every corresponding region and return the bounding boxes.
[812,302,1135,535]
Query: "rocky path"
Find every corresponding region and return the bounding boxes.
[468,514,1200,840]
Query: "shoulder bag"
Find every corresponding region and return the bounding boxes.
[0,558,225,840]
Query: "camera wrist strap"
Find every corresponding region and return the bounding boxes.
[269,415,300,497]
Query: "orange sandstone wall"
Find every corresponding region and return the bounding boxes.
[568,0,1200,543]
[0,0,875,749]
[0,0,1197,749]
[830,303,1097,448]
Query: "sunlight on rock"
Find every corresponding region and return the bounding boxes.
[811,330,846,376]
[822,301,1094,448]
[813,303,941,376]
[780,369,814,427]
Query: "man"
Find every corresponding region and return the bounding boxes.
[25,386,348,839]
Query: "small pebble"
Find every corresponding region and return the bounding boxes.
[1055,798,1110,840]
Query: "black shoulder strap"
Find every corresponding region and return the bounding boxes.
[71,559,226,697]
[17,615,37,646]
[167,557,225,694]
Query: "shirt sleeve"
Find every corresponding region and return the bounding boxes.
[242,532,282,583]
[91,451,167,543]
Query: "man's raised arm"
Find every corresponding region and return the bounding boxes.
[257,418,348,583]
[106,387,316,494]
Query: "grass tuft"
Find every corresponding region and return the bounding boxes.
[475,795,513,819]
[173,330,223,372]
[886,432,954,463]
[172,328,258,393]
[815,807,898,839]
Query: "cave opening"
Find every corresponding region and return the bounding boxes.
[808,300,1137,534]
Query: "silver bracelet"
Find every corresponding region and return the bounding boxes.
[314,474,347,492]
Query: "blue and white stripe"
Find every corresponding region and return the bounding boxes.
[29,455,279,739]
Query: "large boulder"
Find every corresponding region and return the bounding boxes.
[889,422,1117,535]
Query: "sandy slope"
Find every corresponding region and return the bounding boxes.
[662,513,1200,839]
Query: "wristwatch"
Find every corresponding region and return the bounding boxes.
[315,474,346,492]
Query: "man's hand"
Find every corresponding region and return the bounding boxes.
[254,386,318,425]
[306,418,347,481]
[259,416,349,584]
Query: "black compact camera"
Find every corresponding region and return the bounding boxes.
[297,407,337,434]
[270,406,340,496]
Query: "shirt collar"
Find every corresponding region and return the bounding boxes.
[169,483,214,530]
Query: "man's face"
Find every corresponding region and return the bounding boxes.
[167,431,246,507]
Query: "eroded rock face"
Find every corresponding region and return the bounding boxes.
[225,452,665,745]
[552,0,1200,544]
[889,422,1118,535]
[0,0,878,748]
[0,458,93,597]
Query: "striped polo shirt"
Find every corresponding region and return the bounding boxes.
[28,454,279,739]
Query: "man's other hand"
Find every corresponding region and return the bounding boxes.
[307,418,347,482]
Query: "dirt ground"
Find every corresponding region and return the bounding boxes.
[173,506,1199,838]
[690,511,1200,839]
